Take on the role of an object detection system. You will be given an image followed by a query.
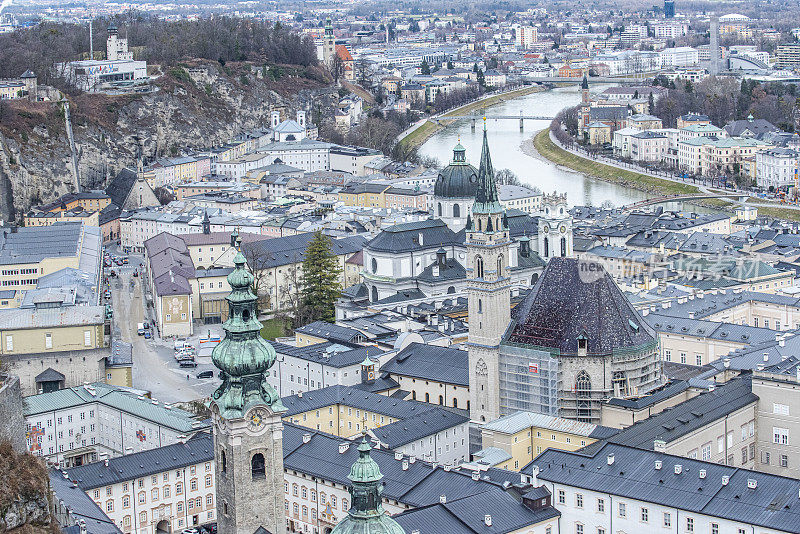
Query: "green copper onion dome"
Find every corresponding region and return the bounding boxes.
[330,436,406,534]
[211,239,284,418]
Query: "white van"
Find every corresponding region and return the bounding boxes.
[137,323,145,335]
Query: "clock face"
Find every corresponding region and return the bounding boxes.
[247,407,268,432]
[560,225,567,234]
[543,225,550,233]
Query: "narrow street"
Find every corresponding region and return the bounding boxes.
[107,246,220,404]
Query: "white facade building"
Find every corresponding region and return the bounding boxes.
[756,148,799,189]
[23,383,208,468]
[660,46,700,67]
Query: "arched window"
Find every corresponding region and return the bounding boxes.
[221,450,226,473]
[251,453,265,479]
[497,254,504,278]
[531,273,539,284]
[561,237,567,257]
[425,392,430,403]
[478,299,483,314]
[447,286,455,294]
[371,258,378,273]
[438,395,444,405]
[475,256,484,279]
[544,237,549,258]
[412,391,417,400]
[371,286,378,302]
[438,202,442,216]
[575,371,592,423]
[467,400,470,411]
[452,398,458,408]
[453,204,460,218]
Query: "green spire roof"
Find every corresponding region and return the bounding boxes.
[472,126,503,214]
[331,436,406,534]
[210,233,284,419]
[348,436,383,483]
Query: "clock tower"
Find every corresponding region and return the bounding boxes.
[210,242,286,534]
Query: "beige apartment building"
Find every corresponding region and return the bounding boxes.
[475,411,617,471]
[0,305,108,395]
[752,362,800,478]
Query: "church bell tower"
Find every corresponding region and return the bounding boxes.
[466,124,511,427]
[210,240,286,534]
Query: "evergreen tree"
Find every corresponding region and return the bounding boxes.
[477,69,485,86]
[648,92,655,113]
[420,60,431,75]
[300,232,342,323]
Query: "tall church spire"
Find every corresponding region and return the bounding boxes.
[473,125,502,215]
[331,436,405,534]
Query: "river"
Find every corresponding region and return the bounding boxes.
[418,85,651,208]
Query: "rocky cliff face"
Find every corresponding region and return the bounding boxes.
[0,441,54,533]
[0,61,336,221]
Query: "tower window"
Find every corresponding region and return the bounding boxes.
[453,204,460,218]
[475,256,484,279]
[438,202,442,216]
[242,309,250,322]
[561,237,567,257]
[478,299,483,314]
[251,453,265,479]
[544,237,549,258]
[221,450,226,473]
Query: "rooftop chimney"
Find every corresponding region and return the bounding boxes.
[655,460,662,470]
[339,443,349,454]
[722,475,729,485]
[440,494,447,504]
[699,469,706,479]
[484,515,492,527]
[607,453,615,465]
[747,478,758,489]
[303,433,312,444]
[472,471,480,481]
[674,464,682,475]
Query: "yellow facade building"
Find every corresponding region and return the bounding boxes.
[475,411,617,471]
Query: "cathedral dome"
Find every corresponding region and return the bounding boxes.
[434,143,478,199]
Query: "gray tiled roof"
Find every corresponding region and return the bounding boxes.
[370,408,469,448]
[241,232,365,269]
[508,257,656,353]
[64,433,213,489]
[272,341,384,368]
[608,377,756,448]
[367,219,461,254]
[0,222,84,265]
[294,321,363,346]
[281,384,441,420]
[381,343,469,386]
[393,489,559,533]
[49,469,123,534]
[528,441,800,533]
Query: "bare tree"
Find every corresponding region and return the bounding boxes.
[241,243,274,313]
[331,54,345,85]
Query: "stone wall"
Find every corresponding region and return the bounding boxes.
[0,374,26,452]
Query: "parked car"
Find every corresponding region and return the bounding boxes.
[143,330,152,339]
[179,359,197,368]
[196,370,213,379]
[137,323,145,336]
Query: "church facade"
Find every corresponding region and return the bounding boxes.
[359,141,573,304]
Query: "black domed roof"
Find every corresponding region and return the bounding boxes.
[434,143,478,199]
